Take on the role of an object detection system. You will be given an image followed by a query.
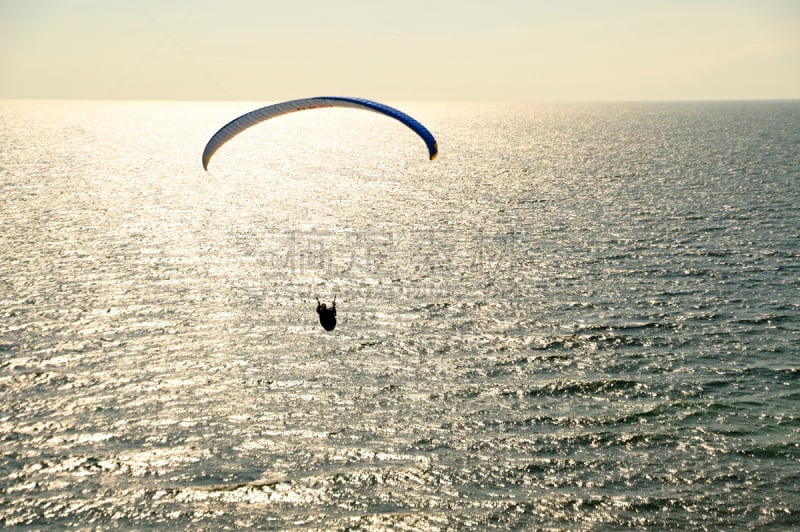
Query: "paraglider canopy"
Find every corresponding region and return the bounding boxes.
[202,96,438,170]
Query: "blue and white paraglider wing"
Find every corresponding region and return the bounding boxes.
[202,96,438,170]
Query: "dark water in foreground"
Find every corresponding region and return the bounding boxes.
[1,100,799,529]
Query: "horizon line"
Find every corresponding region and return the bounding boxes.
[2,96,799,104]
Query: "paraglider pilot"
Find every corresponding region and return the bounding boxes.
[316,296,337,332]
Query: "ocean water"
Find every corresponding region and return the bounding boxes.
[1,99,798,530]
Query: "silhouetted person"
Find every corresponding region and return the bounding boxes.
[316,296,336,332]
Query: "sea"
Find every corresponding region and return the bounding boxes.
[1,99,798,530]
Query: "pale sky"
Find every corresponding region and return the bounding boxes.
[1,0,798,101]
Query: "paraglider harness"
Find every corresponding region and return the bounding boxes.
[316,296,337,331]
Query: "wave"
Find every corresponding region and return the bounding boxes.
[509,378,651,399]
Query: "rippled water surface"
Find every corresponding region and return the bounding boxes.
[1,100,799,529]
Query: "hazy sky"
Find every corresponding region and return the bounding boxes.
[1,0,798,101]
